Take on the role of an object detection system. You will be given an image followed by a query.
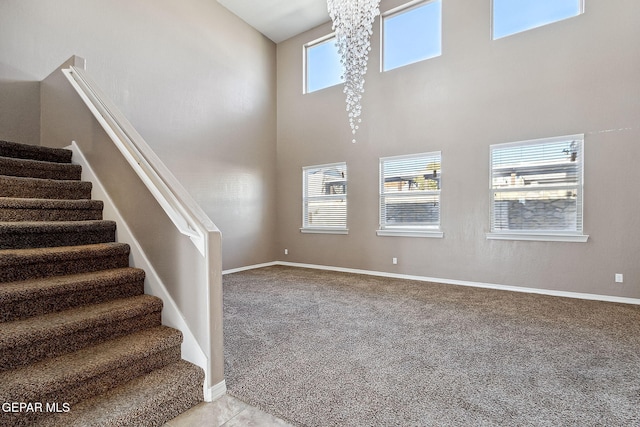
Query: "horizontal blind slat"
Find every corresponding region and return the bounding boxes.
[380,152,442,229]
[490,136,584,233]
[303,162,347,229]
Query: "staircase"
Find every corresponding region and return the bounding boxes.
[0,140,204,426]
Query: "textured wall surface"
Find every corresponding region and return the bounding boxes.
[276,0,640,297]
[0,0,278,270]
[2,0,639,298]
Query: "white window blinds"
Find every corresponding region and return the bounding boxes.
[302,163,347,232]
[490,135,584,235]
[379,152,441,231]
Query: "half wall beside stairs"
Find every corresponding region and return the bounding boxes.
[40,56,225,400]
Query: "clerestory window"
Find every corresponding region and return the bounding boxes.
[492,0,584,39]
[382,0,442,72]
[304,34,343,93]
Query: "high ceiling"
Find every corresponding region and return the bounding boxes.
[217,0,331,43]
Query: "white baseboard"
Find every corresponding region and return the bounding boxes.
[226,260,640,306]
[205,380,227,402]
[222,261,278,275]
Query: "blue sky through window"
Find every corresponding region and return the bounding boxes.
[383,0,442,71]
[305,0,583,92]
[306,37,343,93]
[493,0,582,39]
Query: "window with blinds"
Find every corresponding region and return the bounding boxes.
[302,163,347,233]
[378,152,442,237]
[489,135,586,240]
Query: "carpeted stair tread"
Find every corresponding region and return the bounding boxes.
[0,242,131,283]
[0,156,82,180]
[0,326,182,406]
[0,294,163,370]
[0,220,116,249]
[39,359,204,427]
[0,268,145,322]
[0,175,91,200]
[0,140,72,164]
[0,197,104,221]
[0,140,203,424]
[0,294,162,348]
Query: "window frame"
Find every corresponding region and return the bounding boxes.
[487,134,588,243]
[301,162,348,234]
[491,0,585,40]
[381,0,443,72]
[303,33,343,94]
[377,151,444,238]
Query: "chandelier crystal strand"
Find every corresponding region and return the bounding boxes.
[328,0,380,143]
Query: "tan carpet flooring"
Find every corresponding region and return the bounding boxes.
[224,265,640,427]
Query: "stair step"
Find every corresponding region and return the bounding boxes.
[0,140,72,164]
[0,268,145,322]
[0,156,82,180]
[0,175,91,200]
[0,141,204,424]
[0,294,163,370]
[0,326,183,427]
[0,197,103,222]
[39,360,204,427]
[0,242,131,283]
[0,220,116,249]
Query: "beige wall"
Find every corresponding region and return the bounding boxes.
[277,0,640,298]
[2,0,639,298]
[0,0,278,270]
[0,14,40,147]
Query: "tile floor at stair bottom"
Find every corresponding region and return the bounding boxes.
[163,394,294,427]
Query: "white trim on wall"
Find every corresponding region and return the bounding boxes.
[223,261,640,306]
[207,379,227,402]
[223,261,280,275]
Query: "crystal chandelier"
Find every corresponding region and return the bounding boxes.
[327,0,381,143]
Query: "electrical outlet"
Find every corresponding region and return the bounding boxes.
[615,273,623,283]
[284,249,288,255]
[392,257,398,265]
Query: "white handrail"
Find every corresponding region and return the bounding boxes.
[62,66,213,256]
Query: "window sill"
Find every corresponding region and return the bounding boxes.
[377,229,444,238]
[486,232,589,243]
[300,228,349,235]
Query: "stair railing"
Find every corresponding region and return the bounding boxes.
[61,65,215,256]
[60,62,224,400]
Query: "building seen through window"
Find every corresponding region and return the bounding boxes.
[379,152,442,233]
[490,135,584,235]
[302,163,348,232]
